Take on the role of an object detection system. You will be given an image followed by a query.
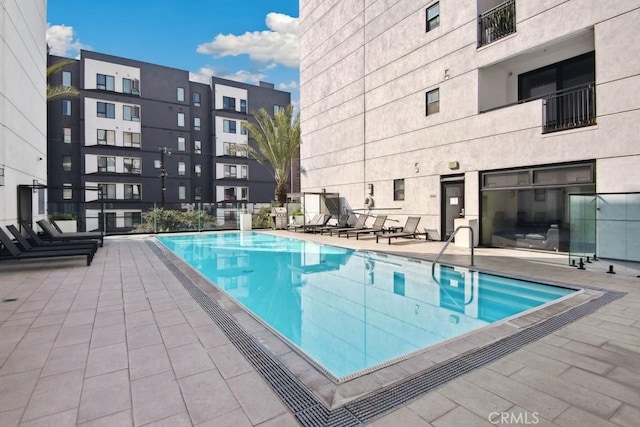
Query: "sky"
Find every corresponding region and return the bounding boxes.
[46,0,300,109]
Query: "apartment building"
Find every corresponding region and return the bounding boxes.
[299,0,640,257]
[0,0,48,228]
[47,51,291,231]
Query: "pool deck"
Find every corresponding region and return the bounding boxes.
[0,231,639,426]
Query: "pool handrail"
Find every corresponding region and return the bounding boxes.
[431,225,475,278]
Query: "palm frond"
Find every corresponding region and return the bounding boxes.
[47,85,80,100]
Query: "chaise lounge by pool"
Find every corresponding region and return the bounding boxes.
[157,232,577,381]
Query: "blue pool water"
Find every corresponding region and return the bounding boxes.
[158,232,575,379]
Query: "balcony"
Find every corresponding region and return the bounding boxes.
[478,0,516,47]
[542,84,596,134]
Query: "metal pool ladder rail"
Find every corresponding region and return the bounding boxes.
[431,226,475,278]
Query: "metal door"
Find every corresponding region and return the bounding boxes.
[441,179,465,240]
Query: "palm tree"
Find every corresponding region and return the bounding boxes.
[47,59,80,101]
[241,104,301,205]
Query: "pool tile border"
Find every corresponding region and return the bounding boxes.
[148,240,625,426]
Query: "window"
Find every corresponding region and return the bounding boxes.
[177,137,186,151]
[177,87,185,102]
[273,105,285,115]
[223,142,246,157]
[124,184,141,200]
[178,161,186,176]
[62,155,72,171]
[98,183,116,199]
[223,119,236,133]
[123,105,140,121]
[194,140,201,154]
[426,2,440,32]
[62,100,71,116]
[0,167,4,186]
[193,92,201,106]
[123,78,140,95]
[240,125,248,135]
[97,156,116,173]
[394,179,405,201]
[123,132,141,148]
[426,88,440,115]
[240,165,248,179]
[240,187,248,200]
[193,117,201,131]
[97,129,115,145]
[123,158,141,174]
[178,185,186,200]
[154,160,161,168]
[63,184,72,200]
[63,128,71,143]
[223,96,236,110]
[194,187,202,201]
[224,165,237,178]
[124,212,141,227]
[178,113,185,127]
[240,99,247,113]
[224,187,236,201]
[62,71,71,87]
[194,164,202,176]
[97,102,115,119]
[97,74,115,91]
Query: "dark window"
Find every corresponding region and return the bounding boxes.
[518,52,595,101]
[240,99,247,113]
[426,2,440,32]
[193,92,201,106]
[97,102,115,119]
[97,157,115,173]
[426,89,440,115]
[98,183,116,199]
[124,184,141,200]
[97,129,115,145]
[223,96,236,110]
[96,74,115,91]
[394,179,405,201]
[62,100,71,116]
[124,212,141,227]
[62,155,71,171]
[223,120,237,133]
[123,78,140,95]
[123,105,140,121]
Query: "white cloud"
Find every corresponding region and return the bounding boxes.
[189,67,266,85]
[46,24,89,58]
[278,81,298,90]
[196,12,299,68]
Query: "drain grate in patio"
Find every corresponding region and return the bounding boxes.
[148,241,625,426]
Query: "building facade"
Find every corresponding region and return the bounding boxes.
[47,51,290,231]
[0,0,48,228]
[299,0,640,255]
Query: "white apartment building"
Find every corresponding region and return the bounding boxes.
[0,0,48,228]
[299,0,640,258]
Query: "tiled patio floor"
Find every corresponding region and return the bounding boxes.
[0,232,638,426]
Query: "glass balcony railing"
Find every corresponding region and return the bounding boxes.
[479,0,516,47]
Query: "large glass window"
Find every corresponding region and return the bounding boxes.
[394,179,405,201]
[97,74,115,91]
[224,165,237,178]
[223,119,236,133]
[97,129,115,145]
[98,183,116,199]
[123,78,140,95]
[223,96,236,110]
[97,102,115,118]
[123,132,141,148]
[518,52,595,101]
[97,156,116,173]
[123,105,140,121]
[123,158,141,174]
[426,3,440,32]
[124,212,142,227]
[124,184,141,200]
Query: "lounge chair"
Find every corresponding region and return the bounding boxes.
[345,215,387,239]
[300,214,331,233]
[317,214,351,235]
[7,225,98,255]
[36,220,104,247]
[21,222,99,251]
[0,228,94,266]
[330,214,368,237]
[376,216,422,244]
[288,213,321,232]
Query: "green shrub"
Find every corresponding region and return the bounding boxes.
[134,208,217,233]
[48,212,77,221]
[252,207,272,229]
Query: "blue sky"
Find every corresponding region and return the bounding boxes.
[46,0,300,108]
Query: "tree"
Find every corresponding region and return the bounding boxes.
[241,104,300,205]
[47,59,80,101]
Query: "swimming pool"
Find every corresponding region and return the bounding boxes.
[158,232,575,380]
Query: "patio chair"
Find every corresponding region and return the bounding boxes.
[0,228,94,266]
[7,225,98,255]
[376,217,422,244]
[317,214,351,235]
[300,214,332,233]
[330,214,368,237]
[21,222,98,252]
[288,213,322,232]
[36,220,104,247]
[344,215,387,239]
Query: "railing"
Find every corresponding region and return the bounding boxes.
[542,83,596,134]
[478,0,516,47]
[431,225,475,279]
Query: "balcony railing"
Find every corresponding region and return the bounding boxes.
[542,84,596,134]
[479,0,516,47]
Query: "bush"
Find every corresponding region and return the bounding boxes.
[48,212,77,221]
[252,207,272,229]
[134,208,217,233]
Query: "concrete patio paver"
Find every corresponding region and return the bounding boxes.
[0,234,638,426]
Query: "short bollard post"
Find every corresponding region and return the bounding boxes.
[607,265,616,274]
[577,258,585,270]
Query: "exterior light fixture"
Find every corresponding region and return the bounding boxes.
[448,161,460,170]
